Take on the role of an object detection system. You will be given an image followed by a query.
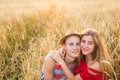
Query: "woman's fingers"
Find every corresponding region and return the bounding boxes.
[58,48,65,59]
[49,50,60,62]
[49,50,65,65]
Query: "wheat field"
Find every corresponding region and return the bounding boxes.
[0,0,120,80]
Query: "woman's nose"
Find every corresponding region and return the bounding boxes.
[73,45,77,49]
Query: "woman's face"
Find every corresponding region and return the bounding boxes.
[80,35,95,56]
[64,36,81,58]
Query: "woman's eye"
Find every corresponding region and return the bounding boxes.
[69,43,73,46]
[81,40,85,43]
[88,42,93,45]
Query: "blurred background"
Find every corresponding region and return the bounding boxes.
[0,0,120,80]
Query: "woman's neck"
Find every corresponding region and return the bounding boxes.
[86,55,95,66]
[86,55,92,64]
[86,55,92,62]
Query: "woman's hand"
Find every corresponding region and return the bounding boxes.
[49,49,65,64]
[58,48,66,59]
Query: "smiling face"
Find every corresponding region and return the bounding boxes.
[80,35,95,57]
[64,36,81,58]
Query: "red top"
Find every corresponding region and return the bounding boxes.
[74,61,107,80]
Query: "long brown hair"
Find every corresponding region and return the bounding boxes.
[80,28,114,79]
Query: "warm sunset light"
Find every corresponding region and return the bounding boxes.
[0,0,120,80]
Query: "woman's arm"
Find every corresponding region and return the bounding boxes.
[43,52,56,80]
[60,61,82,80]
[50,52,82,80]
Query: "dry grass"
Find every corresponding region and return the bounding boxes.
[0,0,120,80]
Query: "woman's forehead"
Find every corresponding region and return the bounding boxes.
[81,35,94,41]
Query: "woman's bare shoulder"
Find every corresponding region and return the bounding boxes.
[92,61,100,71]
[88,61,100,75]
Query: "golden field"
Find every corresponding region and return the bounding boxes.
[0,0,120,80]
